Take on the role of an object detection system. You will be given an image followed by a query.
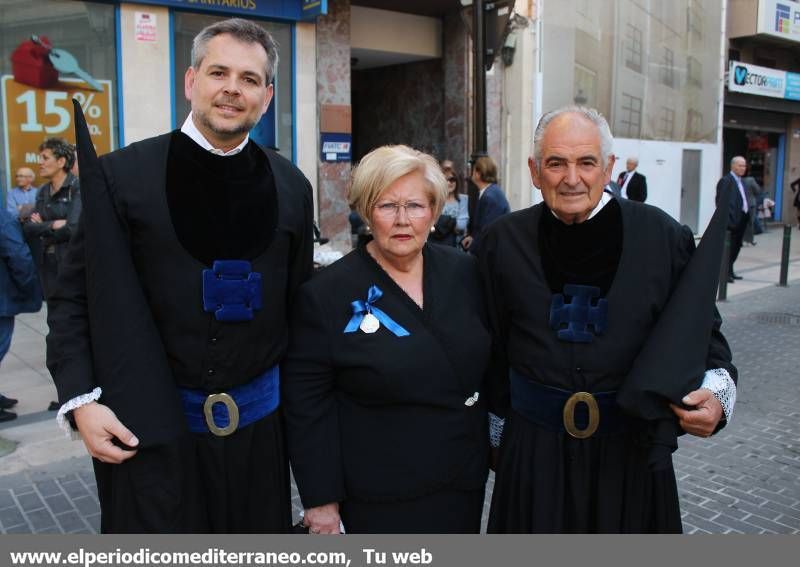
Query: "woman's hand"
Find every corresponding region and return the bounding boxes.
[304,502,341,534]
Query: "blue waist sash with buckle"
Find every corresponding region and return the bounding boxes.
[510,370,629,438]
[179,366,279,437]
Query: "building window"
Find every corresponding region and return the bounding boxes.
[687,109,703,140]
[619,93,642,138]
[659,107,675,139]
[574,64,597,108]
[173,12,293,160]
[625,24,643,73]
[687,56,702,87]
[687,1,704,40]
[661,47,675,87]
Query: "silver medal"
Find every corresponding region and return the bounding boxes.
[360,312,380,334]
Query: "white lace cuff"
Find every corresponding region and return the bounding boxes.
[56,387,102,438]
[489,412,505,448]
[701,368,736,423]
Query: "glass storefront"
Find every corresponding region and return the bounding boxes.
[172,11,293,160]
[542,0,722,143]
[0,0,118,194]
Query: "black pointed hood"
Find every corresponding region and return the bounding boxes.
[72,100,185,445]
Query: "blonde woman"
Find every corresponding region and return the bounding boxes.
[283,145,491,534]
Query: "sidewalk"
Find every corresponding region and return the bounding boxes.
[1,223,799,533]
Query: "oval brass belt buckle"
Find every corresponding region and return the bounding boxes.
[563,391,600,439]
[203,393,239,437]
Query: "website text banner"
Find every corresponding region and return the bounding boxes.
[1,535,799,567]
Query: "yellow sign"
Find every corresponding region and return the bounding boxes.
[1,75,115,188]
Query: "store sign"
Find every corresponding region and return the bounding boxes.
[1,75,115,188]
[321,133,351,162]
[728,60,800,101]
[129,0,326,21]
[758,0,800,43]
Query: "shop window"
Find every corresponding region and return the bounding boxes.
[625,24,643,73]
[619,93,642,138]
[0,1,118,193]
[172,12,293,160]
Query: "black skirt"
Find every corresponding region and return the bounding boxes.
[487,412,682,534]
[340,488,485,534]
[93,410,291,533]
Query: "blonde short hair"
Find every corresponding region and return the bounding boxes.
[349,145,448,223]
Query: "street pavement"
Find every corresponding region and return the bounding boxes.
[1,224,799,534]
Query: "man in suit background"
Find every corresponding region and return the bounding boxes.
[742,174,762,244]
[462,155,510,255]
[716,156,750,283]
[617,157,647,202]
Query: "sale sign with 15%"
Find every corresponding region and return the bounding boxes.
[1,34,115,188]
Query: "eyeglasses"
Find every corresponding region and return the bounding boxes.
[446,177,457,183]
[373,201,430,219]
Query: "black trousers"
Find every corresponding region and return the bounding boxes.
[93,410,291,533]
[728,213,750,274]
[41,252,59,301]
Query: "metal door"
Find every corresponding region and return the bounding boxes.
[680,149,701,233]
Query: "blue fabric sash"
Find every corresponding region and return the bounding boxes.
[343,285,410,337]
[202,260,263,322]
[510,370,629,436]
[179,365,279,434]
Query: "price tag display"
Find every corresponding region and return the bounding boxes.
[1,75,115,188]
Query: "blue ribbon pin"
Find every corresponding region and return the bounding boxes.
[343,285,410,337]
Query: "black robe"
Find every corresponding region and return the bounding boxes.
[282,243,490,533]
[46,130,313,533]
[479,199,736,533]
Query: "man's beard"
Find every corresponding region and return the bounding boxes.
[194,105,258,140]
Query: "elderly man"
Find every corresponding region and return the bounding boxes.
[47,18,313,533]
[480,107,737,533]
[5,168,38,218]
[616,157,647,202]
[716,156,750,282]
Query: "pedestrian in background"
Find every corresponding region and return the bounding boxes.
[5,167,38,219]
[617,157,647,202]
[431,162,468,247]
[0,208,42,422]
[24,138,80,301]
[716,156,750,283]
[462,155,510,255]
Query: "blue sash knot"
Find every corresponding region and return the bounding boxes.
[343,285,410,337]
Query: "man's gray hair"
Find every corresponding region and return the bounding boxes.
[730,155,746,167]
[532,106,614,168]
[191,18,279,84]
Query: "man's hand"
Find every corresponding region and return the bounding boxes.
[30,213,42,224]
[461,235,473,250]
[670,388,723,438]
[73,402,139,464]
[304,502,341,534]
[51,219,66,229]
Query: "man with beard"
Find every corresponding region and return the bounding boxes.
[47,19,313,533]
[480,107,737,533]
